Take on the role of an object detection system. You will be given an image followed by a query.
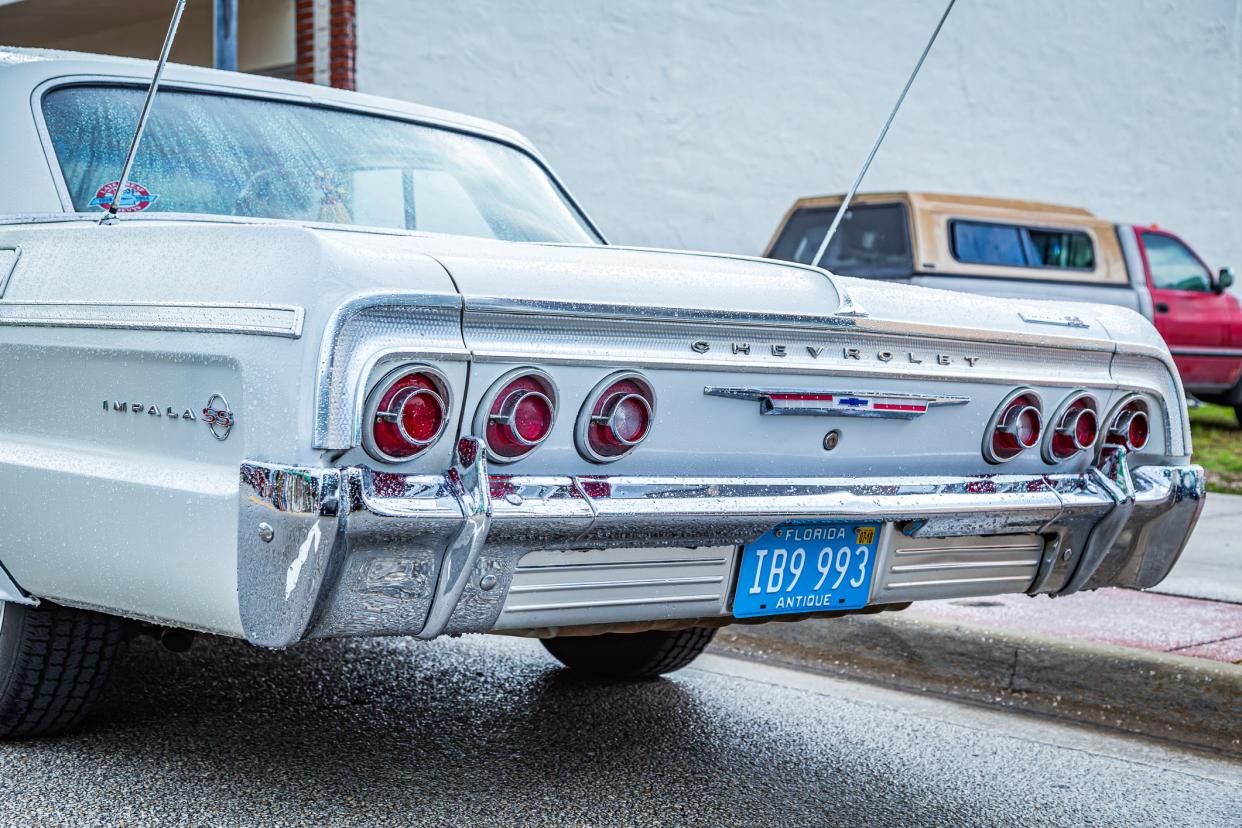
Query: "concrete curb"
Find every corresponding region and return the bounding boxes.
[709,613,1242,757]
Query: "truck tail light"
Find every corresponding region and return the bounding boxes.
[576,371,656,463]
[476,369,558,463]
[1043,392,1099,463]
[983,388,1042,464]
[1103,395,1151,452]
[362,366,450,462]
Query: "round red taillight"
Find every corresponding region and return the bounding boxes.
[1104,396,1152,453]
[576,372,656,463]
[1043,392,1100,463]
[984,389,1043,464]
[475,369,558,463]
[362,366,450,462]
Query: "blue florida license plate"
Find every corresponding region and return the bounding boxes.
[732,521,881,618]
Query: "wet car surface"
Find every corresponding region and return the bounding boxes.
[0,634,1237,827]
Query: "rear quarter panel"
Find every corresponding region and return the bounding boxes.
[0,219,459,634]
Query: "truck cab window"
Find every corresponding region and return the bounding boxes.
[1143,233,1211,292]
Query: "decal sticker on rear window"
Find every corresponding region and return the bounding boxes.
[89,181,159,213]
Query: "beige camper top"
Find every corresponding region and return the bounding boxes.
[767,192,1128,285]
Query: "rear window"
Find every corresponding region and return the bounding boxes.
[767,203,913,277]
[39,84,600,244]
[950,220,1094,270]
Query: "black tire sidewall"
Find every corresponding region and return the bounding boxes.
[0,602,29,706]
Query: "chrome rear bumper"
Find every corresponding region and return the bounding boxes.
[237,437,1205,647]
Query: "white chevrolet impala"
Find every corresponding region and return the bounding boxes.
[0,48,1204,737]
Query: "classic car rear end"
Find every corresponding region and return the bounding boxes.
[0,49,1205,737]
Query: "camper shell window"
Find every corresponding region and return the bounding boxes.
[767,203,913,278]
[950,220,1095,271]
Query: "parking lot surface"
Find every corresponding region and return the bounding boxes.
[0,633,1238,827]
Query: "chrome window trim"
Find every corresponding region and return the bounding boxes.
[28,75,607,244]
[0,299,304,337]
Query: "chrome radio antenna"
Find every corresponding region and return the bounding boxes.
[100,0,187,224]
[811,0,956,268]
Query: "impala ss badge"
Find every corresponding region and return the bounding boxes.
[100,392,235,440]
[690,341,980,366]
[202,394,235,441]
[703,387,969,420]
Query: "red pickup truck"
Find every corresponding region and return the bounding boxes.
[766,193,1242,423]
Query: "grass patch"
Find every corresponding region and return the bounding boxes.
[1189,403,1242,494]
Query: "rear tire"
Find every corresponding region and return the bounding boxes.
[1234,405,1242,427]
[541,626,716,679]
[0,601,125,738]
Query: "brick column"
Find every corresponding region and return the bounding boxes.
[295,0,356,90]
[329,0,357,91]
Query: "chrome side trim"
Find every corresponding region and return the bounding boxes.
[0,247,20,298]
[0,300,304,337]
[312,291,466,449]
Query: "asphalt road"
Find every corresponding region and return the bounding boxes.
[0,633,1239,827]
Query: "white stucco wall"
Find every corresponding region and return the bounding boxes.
[358,0,1242,276]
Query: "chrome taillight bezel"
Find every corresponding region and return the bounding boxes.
[361,364,451,463]
[983,387,1043,465]
[575,371,657,464]
[1041,391,1100,464]
[473,367,559,464]
[1100,393,1153,456]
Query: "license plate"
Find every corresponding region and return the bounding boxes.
[732,521,881,618]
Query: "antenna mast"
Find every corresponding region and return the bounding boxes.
[101,0,187,223]
[811,0,956,268]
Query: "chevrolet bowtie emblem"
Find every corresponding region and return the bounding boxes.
[702,387,970,420]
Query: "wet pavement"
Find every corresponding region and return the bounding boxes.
[906,587,1242,662]
[0,633,1238,827]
